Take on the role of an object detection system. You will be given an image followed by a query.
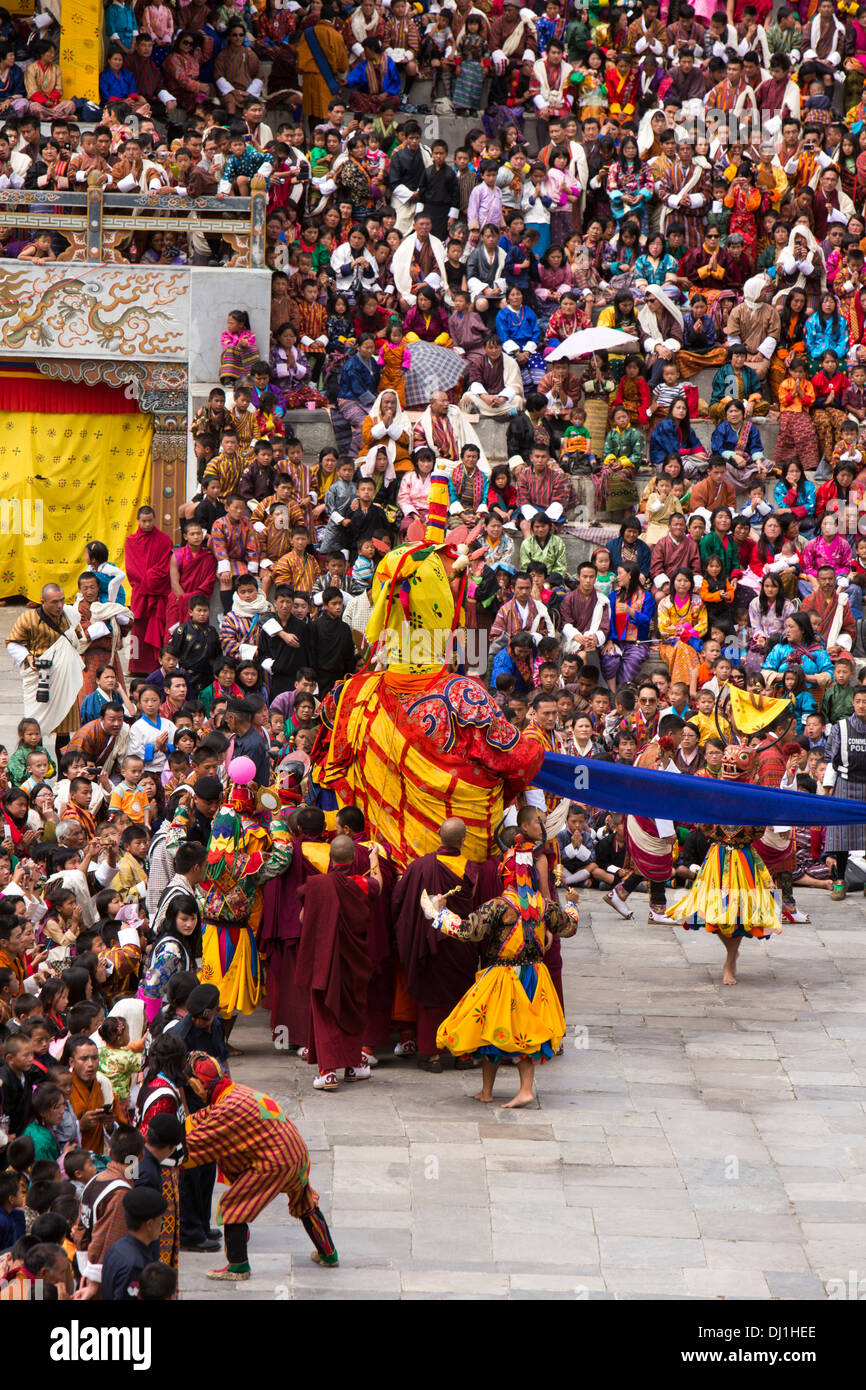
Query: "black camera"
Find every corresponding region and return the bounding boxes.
[33,656,52,703]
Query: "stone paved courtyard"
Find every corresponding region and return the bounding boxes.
[178,891,866,1302]
[1,606,862,1302]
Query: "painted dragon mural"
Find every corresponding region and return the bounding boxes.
[0,265,186,355]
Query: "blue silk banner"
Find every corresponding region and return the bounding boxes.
[536,754,866,828]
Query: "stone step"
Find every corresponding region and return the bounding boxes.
[188,392,781,490]
[190,386,339,459]
[428,112,544,151]
[693,416,780,458]
[263,70,542,153]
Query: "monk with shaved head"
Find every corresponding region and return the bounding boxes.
[296,829,383,1094]
[392,819,498,1073]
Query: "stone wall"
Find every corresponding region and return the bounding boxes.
[188,266,272,385]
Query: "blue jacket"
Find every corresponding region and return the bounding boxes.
[608,587,655,643]
[792,688,817,735]
[648,417,703,467]
[773,477,816,516]
[0,1205,25,1253]
[99,66,137,103]
[606,534,651,579]
[633,252,679,286]
[80,689,124,725]
[710,418,764,460]
[761,641,833,681]
[682,312,718,351]
[710,362,761,405]
[337,352,381,405]
[804,311,849,366]
[101,1233,161,1301]
[490,646,533,696]
[504,242,540,293]
[0,62,25,98]
[495,304,540,349]
[105,2,138,46]
[347,56,401,97]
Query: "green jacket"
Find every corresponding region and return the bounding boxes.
[699,530,738,581]
[8,741,55,786]
[603,427,644,467]
[822,681,855,727]
[519,533,568,577]
[21,1120,60,1164]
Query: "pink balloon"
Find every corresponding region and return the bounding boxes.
[228,756,257,785]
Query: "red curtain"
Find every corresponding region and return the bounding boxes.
[0,365,140,414]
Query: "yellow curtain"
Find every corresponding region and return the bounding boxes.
[59,0,102,105]
[0,412,153,599]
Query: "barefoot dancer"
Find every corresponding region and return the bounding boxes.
[423,835,579,1108]
[666,742,782,985]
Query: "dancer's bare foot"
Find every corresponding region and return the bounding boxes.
[720,933,741,988]
[502,1090,535,1108]
[473,1059,497,1103]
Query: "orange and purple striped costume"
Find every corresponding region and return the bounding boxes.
[183,1080,318,1226]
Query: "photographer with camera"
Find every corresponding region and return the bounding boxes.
[5,583,89,755]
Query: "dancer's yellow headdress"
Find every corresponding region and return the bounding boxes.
[727,687,793,739]
[364,471,475,675]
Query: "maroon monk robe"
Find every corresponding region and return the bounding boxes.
[391,847,481,1055]
[125,524,173,674]
[410,238,436,288]
[350,838,398,1049]
[297,865,377,1072]
[474,854,503,906]
[478,356,506,395]
[258,834,323,1045]
[165,543,218,630]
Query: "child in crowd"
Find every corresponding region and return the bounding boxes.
[219,309,259,384]
[108,754,150,826]
[8,719,54,787]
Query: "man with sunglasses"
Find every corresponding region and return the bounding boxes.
[679,224,742,293]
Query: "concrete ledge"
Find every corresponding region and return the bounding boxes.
[188,395,339,456]
[466,409,780,466]
[264,81,541,157]
[181,408,779,469]
[693,417,779,457]
[281,410,338,455]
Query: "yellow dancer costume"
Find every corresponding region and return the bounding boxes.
[198,758,282,1015]
[312,473,545,869]
[666,826,781,940]
[425,836,579,1062]
[666,690,792,943]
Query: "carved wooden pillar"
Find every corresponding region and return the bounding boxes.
[138,365,189,542]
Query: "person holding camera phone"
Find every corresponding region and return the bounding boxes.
[723,158,762,263]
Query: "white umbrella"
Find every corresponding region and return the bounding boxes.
[547,327,639,361]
